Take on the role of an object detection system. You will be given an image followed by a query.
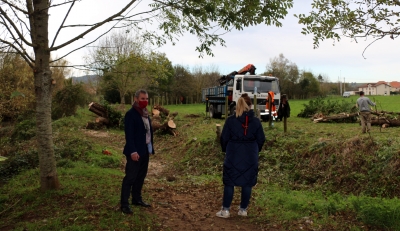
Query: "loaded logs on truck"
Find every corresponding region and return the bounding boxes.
[151,104,178,136]
[217,64,256,86]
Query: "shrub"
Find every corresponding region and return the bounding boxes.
[11,119,36,141]
[55,138,93,161]
[52,83,90,120]
[297,97,357,118]
[0,149,39,182]
[100,100,124,129]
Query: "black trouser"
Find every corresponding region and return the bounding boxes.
[120,152,149,208]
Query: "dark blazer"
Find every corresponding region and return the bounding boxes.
[123,107,154,157]
[220,110,265,187]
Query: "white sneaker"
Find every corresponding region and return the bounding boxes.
[216,209,230,218]
[238,208,247,216]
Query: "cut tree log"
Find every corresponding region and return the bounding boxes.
[313,113,358,123]
[95,117,109,125]
[86,122,104,130]
[150,105,178,135]
[370,117,400,127]
[152,109,160,116]
[89,102,108,118]
[216,124,221,142]
[153,105,170,117]
[168,120,176,129]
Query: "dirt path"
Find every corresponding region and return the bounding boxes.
[144,155,278,231]
[83,130,279,230]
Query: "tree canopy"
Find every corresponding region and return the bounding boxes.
[295,0,400,53]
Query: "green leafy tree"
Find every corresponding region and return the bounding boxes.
[264,54,299,98]
[171,65,195,102]
[298,72,321,98]
[0,52,35,122]
[86,30,149,105]
[295,0,399,52]
[52,79,89,120]
[148,52,175,99]
[0,0,293,191]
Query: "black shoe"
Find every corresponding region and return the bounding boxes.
[132,200,151,207]
[121,207,133,214]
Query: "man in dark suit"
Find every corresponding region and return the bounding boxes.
[120,89,154,214]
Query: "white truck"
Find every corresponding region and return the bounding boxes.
[202,64,281,121]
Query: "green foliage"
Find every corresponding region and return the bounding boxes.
[52,83,90,120]
[295,0,399,49]
[147,0,293,57]
[55,138,93,161]
[350,196,400,229]
[0,53,35,122]
[100,100,124,129]
[297,97,357,118]
[0,166,159,231]
[11,119,36,141]
[0,149,39,182]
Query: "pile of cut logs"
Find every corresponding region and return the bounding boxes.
[370,111,400,128]
[151,105,178,136]
[86,102,179,135]
[311,111,400,127]
[86,102,110,129]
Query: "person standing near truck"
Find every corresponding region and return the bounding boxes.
[356,91,376,133]
[277,94,290,122]
[216,95,265,218]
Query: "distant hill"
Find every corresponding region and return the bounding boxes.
[70,75,99,83]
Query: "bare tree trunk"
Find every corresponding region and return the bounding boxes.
[120,92,125,105]
[32,0,60,190]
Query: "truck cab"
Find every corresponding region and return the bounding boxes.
[231,75,280,121]
[203,74,280,120]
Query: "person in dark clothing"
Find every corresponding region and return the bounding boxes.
[120,89,154,214]
[216,95,266,218]
[277,94,290,122]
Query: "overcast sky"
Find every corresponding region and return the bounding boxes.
[49,0,400,84]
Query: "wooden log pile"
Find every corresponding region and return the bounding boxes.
[151,104,178,136]
[86,102,109,129]
[312,112,358,123]
[311,110,400,127]
[370,111,400,128]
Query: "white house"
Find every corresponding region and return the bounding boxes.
[358,81,391,95]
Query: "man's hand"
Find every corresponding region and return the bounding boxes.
[131,152,140,161]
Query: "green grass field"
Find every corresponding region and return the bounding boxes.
[157,95,400,118]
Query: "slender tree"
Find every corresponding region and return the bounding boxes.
[0,0,293,191]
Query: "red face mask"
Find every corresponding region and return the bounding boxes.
[138,100,148,109]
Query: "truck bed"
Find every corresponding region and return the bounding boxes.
[202,85,228,103]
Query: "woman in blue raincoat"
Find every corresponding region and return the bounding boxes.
[216,93,266,218]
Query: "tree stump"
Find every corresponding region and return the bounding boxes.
[216,124,221,142]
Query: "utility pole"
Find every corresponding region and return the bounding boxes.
[343,77,345,92]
